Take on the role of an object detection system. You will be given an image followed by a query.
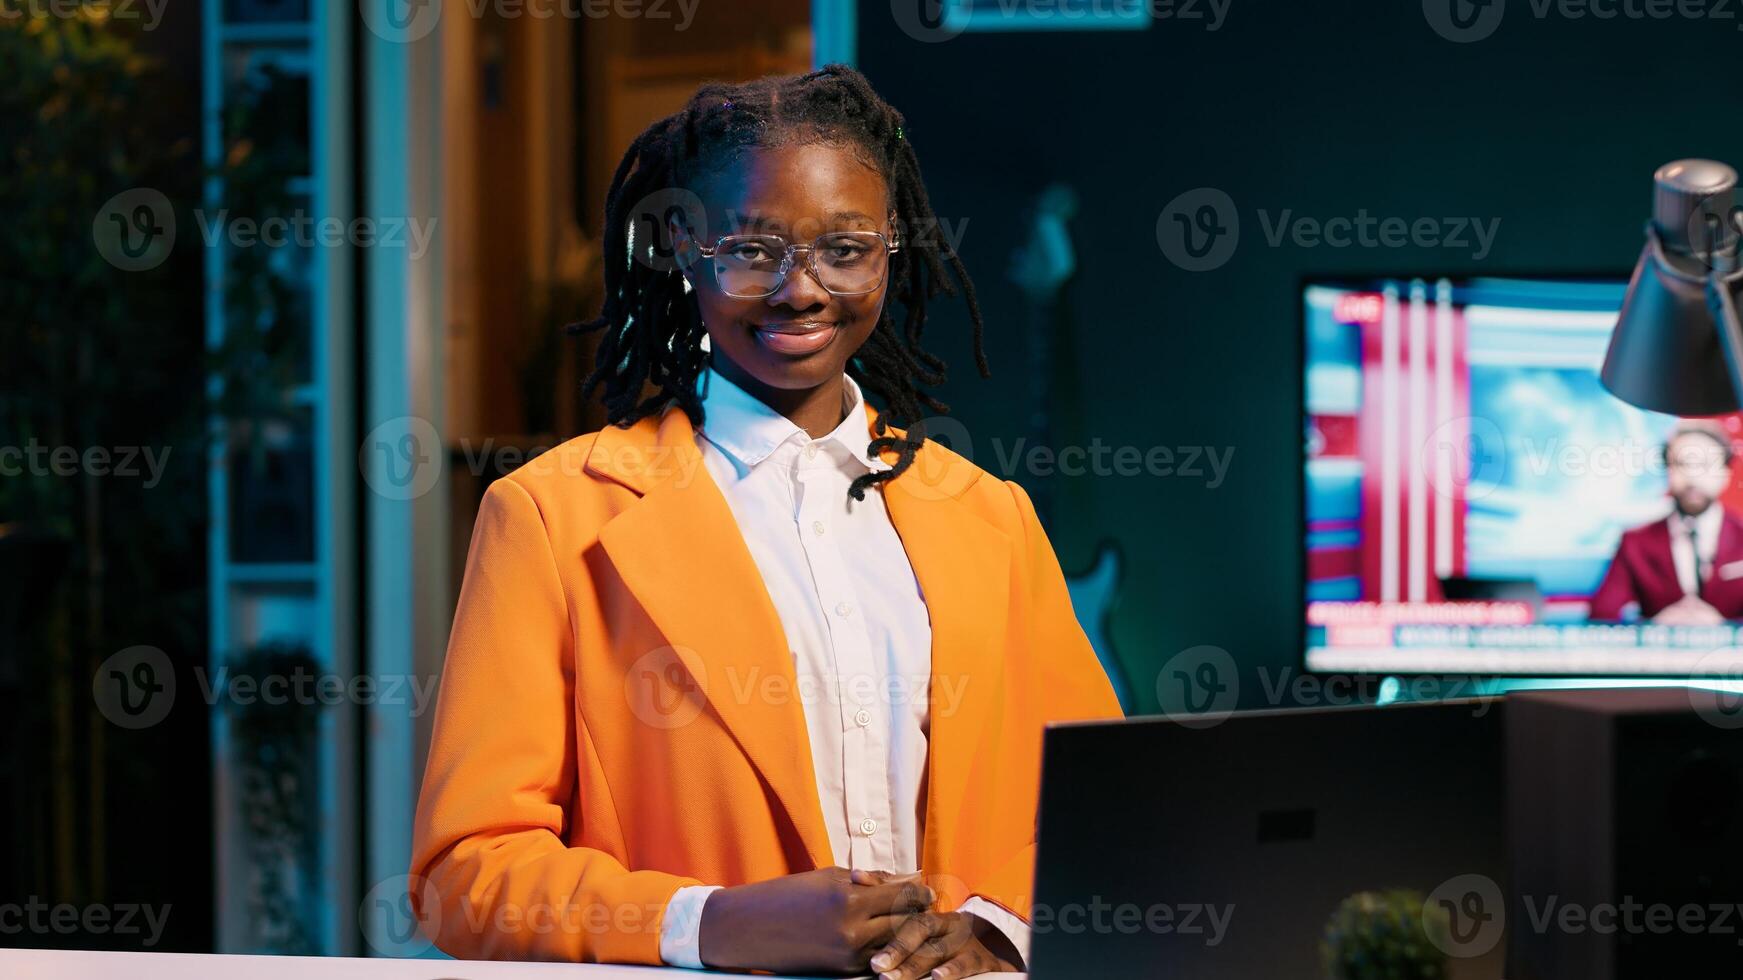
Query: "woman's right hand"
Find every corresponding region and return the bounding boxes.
[697,867,936,975]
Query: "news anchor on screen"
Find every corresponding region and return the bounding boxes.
[1589,421,1743,623]
[407,67,1122,979]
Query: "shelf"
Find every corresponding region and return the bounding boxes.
[223,562,320,584]
[219,22,312,44]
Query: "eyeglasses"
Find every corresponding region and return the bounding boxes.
[692,231,901,299]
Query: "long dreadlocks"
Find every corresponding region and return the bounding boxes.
[573,64,989,501]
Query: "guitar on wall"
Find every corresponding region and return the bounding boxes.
[1006,183,1134,712]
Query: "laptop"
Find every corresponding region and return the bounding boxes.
[1027,699,1508,979]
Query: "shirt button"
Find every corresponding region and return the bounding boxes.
[835,601,852,617]
[854,708,872,727]
[859,818,878,836]
[804,443,819,460]
[812,520,826,536]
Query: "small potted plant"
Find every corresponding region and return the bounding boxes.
[1320,889,1451,980]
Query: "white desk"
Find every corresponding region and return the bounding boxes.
[0,949,1031,979]
[0,950,823,979]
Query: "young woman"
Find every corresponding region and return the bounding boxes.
[409,65,1122,979]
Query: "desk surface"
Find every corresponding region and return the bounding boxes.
[0,949,1030,979]
[0,949,826,979]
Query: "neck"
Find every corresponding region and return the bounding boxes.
[713,359,847,439]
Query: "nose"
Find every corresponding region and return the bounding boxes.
[764,250,832,312]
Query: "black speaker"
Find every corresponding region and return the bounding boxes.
[1506,687,1743,979]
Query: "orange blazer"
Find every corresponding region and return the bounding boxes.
[408,400,1124,964]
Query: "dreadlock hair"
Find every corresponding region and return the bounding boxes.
[573,64,989,501]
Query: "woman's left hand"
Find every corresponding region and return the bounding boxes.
[860,878,1023,979]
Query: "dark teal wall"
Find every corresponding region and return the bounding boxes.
[857,1,1743,713]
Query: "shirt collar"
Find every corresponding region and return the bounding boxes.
[1676,503,1725,541]
[697,362,892,473]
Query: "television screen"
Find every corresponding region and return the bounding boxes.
[1304,277,1743,675]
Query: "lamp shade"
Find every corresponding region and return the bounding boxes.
[1600,159,1741,416]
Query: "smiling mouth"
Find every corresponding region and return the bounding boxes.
[753,321,839,356]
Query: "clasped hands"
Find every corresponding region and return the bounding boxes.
[696,866,1022,979]
[1653,594,1726,625]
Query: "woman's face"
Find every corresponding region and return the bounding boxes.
[677,143,893,397]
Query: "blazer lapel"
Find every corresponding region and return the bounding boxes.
[591,409,835,870]
[588,402,1016,874]
[873,409,1012,870]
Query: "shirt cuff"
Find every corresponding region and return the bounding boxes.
[959,895,1030,970]
[658,883,723,969]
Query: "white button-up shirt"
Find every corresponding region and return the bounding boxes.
[1670,504,1724,597]
[657,364,1029,969]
